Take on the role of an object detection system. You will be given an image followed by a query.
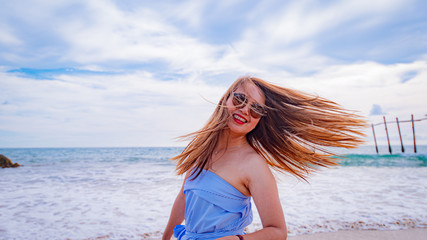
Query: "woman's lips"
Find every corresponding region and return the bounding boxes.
[233,114,247,124]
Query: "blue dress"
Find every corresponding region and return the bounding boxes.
[173,169,253,240]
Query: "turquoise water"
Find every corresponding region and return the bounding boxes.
[337,153,427,167]
[2,145,426,167]
[1,147,183,165]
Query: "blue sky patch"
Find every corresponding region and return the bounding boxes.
[401,71,418,83]
[7,68,114,80]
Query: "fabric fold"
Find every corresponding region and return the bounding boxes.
[174,169,252,240]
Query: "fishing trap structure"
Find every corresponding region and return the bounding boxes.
[371,114,427,154]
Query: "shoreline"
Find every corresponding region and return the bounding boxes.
[288,228,427,240]
[166,228,427,240]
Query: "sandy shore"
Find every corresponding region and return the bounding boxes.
[288,228,427,240]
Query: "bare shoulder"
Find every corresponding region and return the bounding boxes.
[243,149,268,169]
[240,148,274,182]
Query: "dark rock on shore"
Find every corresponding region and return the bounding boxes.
[0,154,21,168]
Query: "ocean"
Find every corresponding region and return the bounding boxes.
[1,146,426,239]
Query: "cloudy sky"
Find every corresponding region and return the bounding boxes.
[1,0,426,148]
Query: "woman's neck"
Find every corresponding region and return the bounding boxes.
[216,130,248,152]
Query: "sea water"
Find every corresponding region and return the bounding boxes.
[1,146,426,239]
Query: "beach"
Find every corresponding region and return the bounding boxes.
[0,146,426,239]
[288,228,427,240]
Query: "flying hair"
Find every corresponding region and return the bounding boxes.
[171,76,367,181]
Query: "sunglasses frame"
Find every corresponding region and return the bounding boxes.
[232,92,267,119]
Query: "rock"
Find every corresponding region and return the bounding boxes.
[0,154,21,168]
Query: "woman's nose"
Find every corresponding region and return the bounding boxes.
[241,103,251,116]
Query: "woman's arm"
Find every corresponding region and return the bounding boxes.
[162,178,187,240]
[218,157,287,240]
[245,161,287,240]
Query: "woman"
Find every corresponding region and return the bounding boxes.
[162,76,366,240]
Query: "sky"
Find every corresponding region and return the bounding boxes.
[0,0,426,148]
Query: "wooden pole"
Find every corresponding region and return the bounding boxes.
[383,116,392,154]
[371,124,379,154]
[396,117,405,153]
[412,114,417,153]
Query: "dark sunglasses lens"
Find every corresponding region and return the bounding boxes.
[250,111,261,118]
[250,104,264,118]
[232,93,247,108]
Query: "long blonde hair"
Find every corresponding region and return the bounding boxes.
[172,76,367,181]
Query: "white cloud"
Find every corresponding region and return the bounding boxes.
[232,0,409,73]
[0,0,426,147]
[0,70,225,147]
[53,0,227,73]
[282,60,427,111]
[169,0,207,28]
[271,60,427,145]
[2,58,426,147]
[0,0,234,73]
[0,0,416,75]
[164,0,248,30]
[0,23,22,46]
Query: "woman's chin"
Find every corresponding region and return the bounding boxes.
[227,123,255,136]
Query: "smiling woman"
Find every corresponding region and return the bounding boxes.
[162,76,367,240]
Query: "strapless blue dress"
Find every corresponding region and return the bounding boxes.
[174,169,253,240]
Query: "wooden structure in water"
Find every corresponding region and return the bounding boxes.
[371,114,426,154]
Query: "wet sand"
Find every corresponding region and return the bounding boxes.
[288,228,427,240]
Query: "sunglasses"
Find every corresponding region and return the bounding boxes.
[232,93,266,119]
